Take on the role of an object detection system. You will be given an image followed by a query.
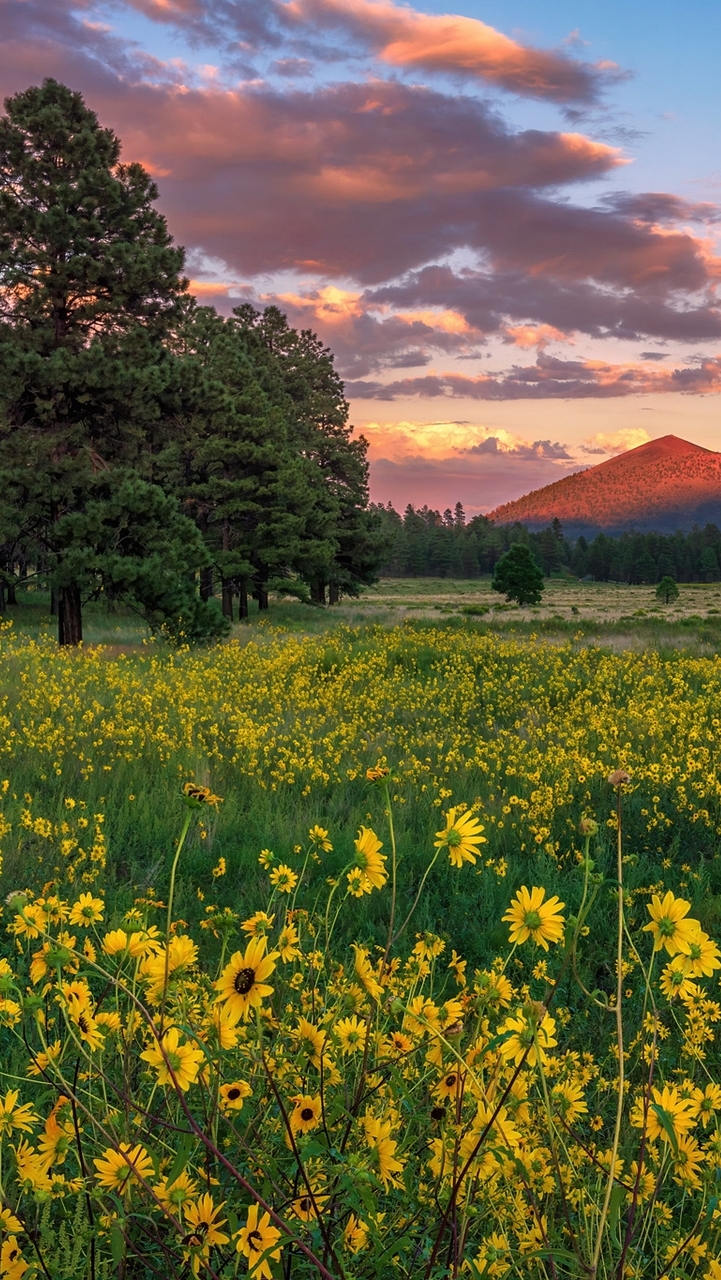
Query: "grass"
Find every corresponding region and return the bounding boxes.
[2,585,721,971]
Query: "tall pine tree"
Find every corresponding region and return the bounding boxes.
[0,79,209,643]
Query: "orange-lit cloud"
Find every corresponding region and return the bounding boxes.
[504,324,569,348]
[282,0,619,103]
[581,428,652,454]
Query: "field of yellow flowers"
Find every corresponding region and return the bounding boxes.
[2,618,721,1277]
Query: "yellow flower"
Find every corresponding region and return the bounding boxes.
[219,1081,252,1112]
[140,1027,205,1091]
[269,863,298,894]
[631,1085,696,1143]
[181,781,223,808]
[308,825,333,851]
[499,1008,557,1068]
[660,959,699,1001]
[335,1015,366,1054]
[182,1195,229,1273]
[675,926,721,977]
[241,912,275,937]
[289,1095,322,1136]
[0,1237,29,1280]
[690,1083,721,1127]
[155,1169,198,1213]
[211,856,226,878]
[552,1079,588,1124]
[364,1114,406,1189]
[68,892,104,927]
[352,945,383,1001]
[434,807,487,868]
[343,1214,369,1253]
[293,1017,327,1068]
[643,892,699,956]
[351,827,387,893]
[236,1203,282,1280]
[278,921,301,962]
[93,1143,153,1194]
[0,1092,38,1138]
[502,886,565,951]
[215,937,279,1022]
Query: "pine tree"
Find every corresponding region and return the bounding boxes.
[492,544,544,606]
[0,79,202,643]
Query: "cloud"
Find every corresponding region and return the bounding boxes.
[280,0,620,103]
[580,428,651,454]
[368,447,578,513]
[465,437,571,459]
[346,353,721,400]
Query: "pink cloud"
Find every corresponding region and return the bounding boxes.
[281,0,616,102]
[347,353,721,400]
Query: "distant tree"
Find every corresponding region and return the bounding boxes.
[634,551,657,584]
[492,544,544,606]
[699,546,719,582]
[656,575,679,605]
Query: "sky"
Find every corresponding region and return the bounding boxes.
[2,0,721,514]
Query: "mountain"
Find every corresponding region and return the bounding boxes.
[486,435,721,534]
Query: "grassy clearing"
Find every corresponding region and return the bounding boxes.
[2,604,720,969]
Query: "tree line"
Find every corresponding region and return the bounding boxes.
[374,502,721,584]
[0,80,383,643]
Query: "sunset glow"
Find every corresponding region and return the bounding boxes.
[3,0,720,513]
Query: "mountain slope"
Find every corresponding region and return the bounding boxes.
[487,436,721,533]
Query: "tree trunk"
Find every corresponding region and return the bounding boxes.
[311,579,326,605]
[6,578,17,606]
[200,566,213,602]
[58,584,83,646]
[0,580,5,614]
[254,568,269,611]
[50,588,58,616]
[328,579,340,605]
[238,580,249,622]
[222,579,234,621]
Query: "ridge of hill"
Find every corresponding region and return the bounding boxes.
[486,436,721,533]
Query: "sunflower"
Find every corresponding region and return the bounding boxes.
[343,1214,369,1253]
[632,1085,696,1142]
[292,1191,328,1222]
[499,1009,557,1068]
[219,1080,252,1112]
[308,825,333,852]
[93,1143,153,1194]
[672,1133,704,1189]
[0,1237,29,1280]
[289,1094,322,1136]
[502,886,565,951]
[155,1169,198,1213]
[434,1070,464,1101]
[269,863,298,893]
[0,1091,38,1138]
[140,1026,205,1091]
[352,945,383,1001]
[552,1079,588,1124]
[241,912,276,938]
[236,1204,282,1280]
[352,827,388,892]
[675,926,721,977]
[690,1083,721,1127]
[68,892,104,927]
[335,1016,366,1054]
[642,892,699,956]
[215,936,279,1022]
[181,781,223,808]
[660,960,698,1001]
[277,922,302,963]
[434,808,487,869]
[182,1194,229,1274]
[293,1017,326,1068]
[364,1114,406,1189]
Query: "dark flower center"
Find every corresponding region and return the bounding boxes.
[301,1107,314,1121]
[78,1014,90,1034]
[228,1087,241,1100]
[445,1075,457,1088]
[234,967,255,995]
[248,1230,262,1253]
[431,1105,446,1121]
[299,1197,311,1212]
